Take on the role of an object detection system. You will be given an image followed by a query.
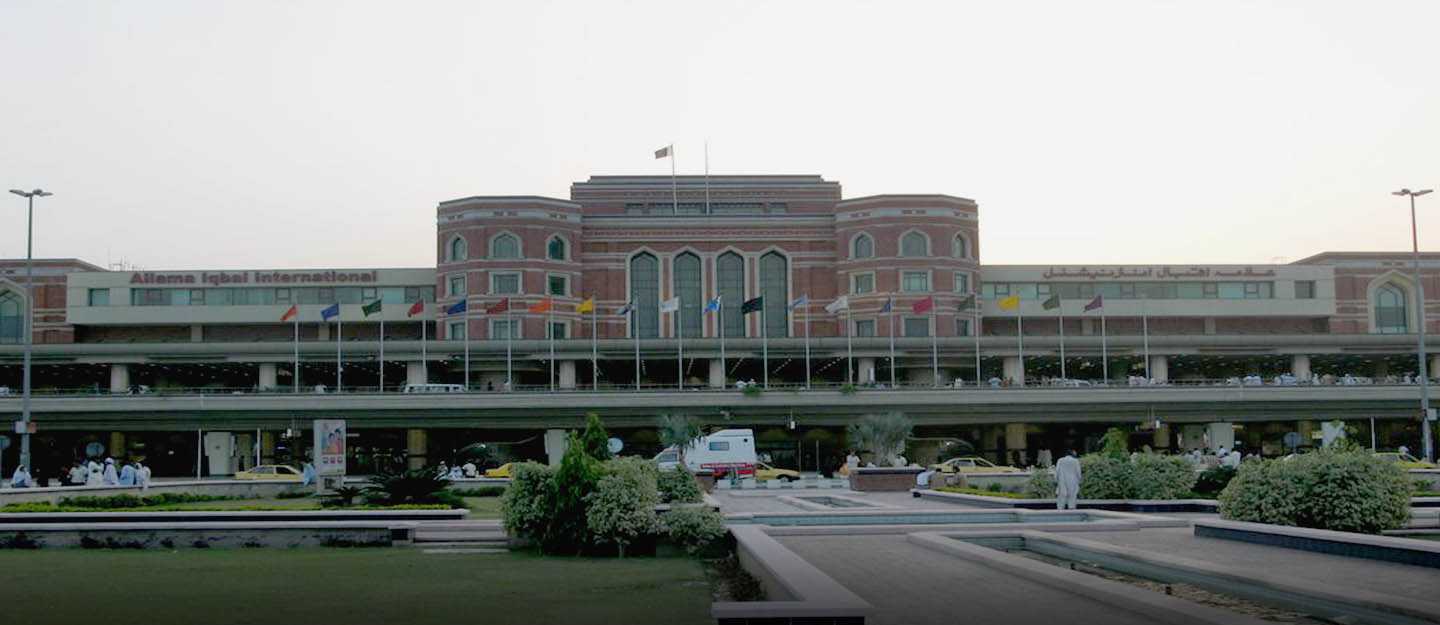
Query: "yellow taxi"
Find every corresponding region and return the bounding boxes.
[483,463,515,478]
[929,457,1023,474]
[754,462,801,482]
[234,465,303,481]
[1376,452,1437,470]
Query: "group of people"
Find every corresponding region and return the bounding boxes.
[7,457,151,489]
[435,461,480,479]
[1182,446,1248,468]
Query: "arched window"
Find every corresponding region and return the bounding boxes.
[717,252,745,338]
[1375,282,1409,334]
[673,253,702,338]
[491,233,520,259]
[852,233,874,259]
[901,231,929,257]
[0,290,21,344]
[760,252,789,338]
[629,253,660,338]
[547,236,567,261]
[448,236,468,262]
[953,234,969,259]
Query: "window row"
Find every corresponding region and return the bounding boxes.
[126,286,436,307]
[623,202,788,216]
[0,291,21,344]
[446,272,569,297]
[851,231,971,260]
[445,319,571,340]
[850,271,972,295]
[446,233,569,263]
[851,317,972,338]
[628,251,789,339]
[980,281,1276,300]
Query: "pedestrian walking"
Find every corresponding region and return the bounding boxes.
[1055,449,1082,510]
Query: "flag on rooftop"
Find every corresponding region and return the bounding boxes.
[320,303,340,321]
[1042,294,1061,310]
[1084,295,1104,312]
[361,299,382,317]
[280,304,298,323]
[824,295,849,314]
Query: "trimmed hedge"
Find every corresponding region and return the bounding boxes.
[1022,454,1195,500]
[1219,448,1410,534]
[657,467,703,504]
[936,486,1030,499]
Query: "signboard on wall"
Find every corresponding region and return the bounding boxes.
[313,419,347,476]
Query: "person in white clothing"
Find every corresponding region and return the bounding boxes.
[1223,450,1242,468]
[102,458,119,486]
[136,461,152,489]
[68,462,87,486]
[462,461,478,478]
[118,461,137,486]
[86,460,103,486]
[10,466,32,488]
[1055,450,1082,511]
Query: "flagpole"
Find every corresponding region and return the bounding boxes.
[1058,302,1066,382]
[718,298,726,387]
[631,307,640,390]
[463,306,470,391]
[930,303,938,387]
[505,307,513,389]
[845,305,853,385]
[293,315,299,394]
[1101,309,1109,384]
[803,297,811,389]
[336,313,343,392]
[704,140,711,215]
[1017,306,1024,388]
[974,307,982,388]
[762,304,769,389]
[677,306,684,390]
[591,305,598,391]
[670,143,678,215]
[421,309,428,383]
[549,304,555,391]
[888,299,896,388]
[1141,295,1151,380]
[379,314,385,393]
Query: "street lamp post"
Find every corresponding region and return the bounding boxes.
[8,188,51,473]
[1396,188,1435,462]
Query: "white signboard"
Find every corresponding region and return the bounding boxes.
[313,419,347,476]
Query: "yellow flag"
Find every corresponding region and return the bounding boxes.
[576,298,594,314]
[998,295,1020,311]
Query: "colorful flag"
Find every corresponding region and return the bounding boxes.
[617,301,634,316]
[997,295,1020,311]
[659,296,681,313]
[912,296,934,314]
[280,304,298,322]
[528,297,553,314]
[407,300,424,317]
[577,298,594,314]
[654,145,671,159]
[741,296,764,314]
[879,296,893,314]
[445,299,467,315]
[824,295,849,314]
[1084,295,1104,312]
[486,298,510,315]
[320,303,340,321]
[704,296,721,313]
[789,295,808,310]
[361,299,382,317]
[1041,294,1061,310]
[957,295,978,311]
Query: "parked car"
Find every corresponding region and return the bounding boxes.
[1375,452,1438,470]
[654,428,756,478]
[754,462,801,482]
[403,383,466,394]
[234,464,303,481]
[929,456,1023,474]
[483,462,514,478]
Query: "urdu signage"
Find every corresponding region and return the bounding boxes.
[1039,266,1279,281]
[128,271,380,287]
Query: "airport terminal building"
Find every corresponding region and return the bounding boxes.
[1,175,1436,476]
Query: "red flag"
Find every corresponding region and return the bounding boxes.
[528,297,553,314]
[280,304,298,322]
[407,300,424,318]
[911,296,934,314]
[486,298,510,315]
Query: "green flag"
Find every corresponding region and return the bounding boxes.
[362,299,382,317]
[1041,294,1061,310]
[958,294,978,311]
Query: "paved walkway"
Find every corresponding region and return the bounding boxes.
[777,534,1161,625]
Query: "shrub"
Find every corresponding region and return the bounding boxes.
[985,482,1004,492]
[846,412,913,467]
[501,462,555,540]
[1193,465,1238,497]
[657,466,703,504]
[364,468,450,505]
[1023,455,1194,501]
[452,486,506,498]
[1128,454,1197,500]
[323,486,365,508]
[586,457,660,557]
[1219,449,1410,534]
[663,506,727,555]
[543,433,602,553]
[937,486,1030,499]
[1099,428,1130,459]
[275,490,314,500]
[1024,469,1057,498]
[1079,455,1134,499]
[580,412,613,461]
[742,385,763,397]
[58,493,237,509]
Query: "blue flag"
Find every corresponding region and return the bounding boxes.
[446,299,467,315]
[879,296,893,314]
[320,303,340,321]
[704,296,721,313]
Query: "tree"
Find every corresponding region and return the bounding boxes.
[1099,427,1130,459]
[658,414,704,468]
[585,457,660,557]
[845,412,913,467]
[544,432,602,553]
[580,412,613,461]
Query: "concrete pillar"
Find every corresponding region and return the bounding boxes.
[109,364,130,394]
[261,431,277,464]
[1002,356,1025,386]
[1375,359,1390,378]
[544,429,569,466]
[1148,355,1169,382]
[1152,424,1171,451]
[1004,423,1028,466]
[1203,318,1217,335]
[1430,355,1440,381]
[559,360,577,390]
[406,429,428,470]
[190,324,203,342]
[258,363,278,390]
[108,432,126,458]
[1206,422,1235,451]
[858,357,877,385]
[1180,424,1207,451]
[709,359,726,388]
[1081,318,1095,336]
[318,324,330,341]
[235,432,254,471]
[406,361,427,386]
[1291,355,1311,381]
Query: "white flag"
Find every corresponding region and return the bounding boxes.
[825,295,849,314]
[659,297,681,313]
[654,145,672,159]
[789,295,808,310]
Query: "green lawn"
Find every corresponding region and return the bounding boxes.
[0,548,712,625]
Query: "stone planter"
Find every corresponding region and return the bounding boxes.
[849,467,923,492]
[694,472,716,493]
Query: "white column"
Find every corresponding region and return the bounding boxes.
[1291,355,1311,381]
[1207,422,1235,451]
[1002,356,1025,386]
[190,324,203,342]
[544,429,569,466]
[858,357,877,384]
[108,364,130,394]
[1203,317,1217,335]
[1004,423,1028,466]
[708,359,725,388]
[406,361,427,386]
[258,363,278,390]
[1430,355,1440,382]
[1148,355,1169,382]
[559,360,577,390]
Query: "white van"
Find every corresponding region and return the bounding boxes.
[655,428,757,477]
[402,383,466,394]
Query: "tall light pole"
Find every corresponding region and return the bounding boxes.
[8,188,51,473]
[1396,188,1435,462]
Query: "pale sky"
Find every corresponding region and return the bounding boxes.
[2,0,1438,270]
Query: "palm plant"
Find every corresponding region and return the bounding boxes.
[657,414,704,468]
[365,467,450,505]
[845,412,913,467]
